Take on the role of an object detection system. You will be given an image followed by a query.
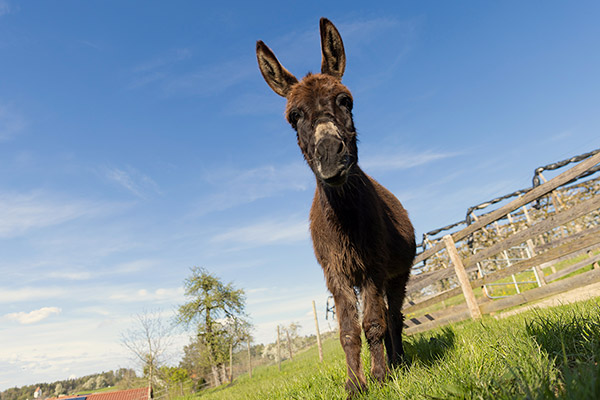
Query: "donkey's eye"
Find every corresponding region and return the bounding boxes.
[336,93,353,111]
[288,109,303,127]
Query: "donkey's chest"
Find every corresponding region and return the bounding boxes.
[310,216,387,282]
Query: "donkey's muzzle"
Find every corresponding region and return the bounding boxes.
[315,136,351,186]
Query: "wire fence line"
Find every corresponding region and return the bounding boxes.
[417,148,600,251]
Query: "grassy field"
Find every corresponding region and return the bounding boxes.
[193,298,600,399]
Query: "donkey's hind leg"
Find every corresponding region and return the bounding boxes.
[385,273,409,367]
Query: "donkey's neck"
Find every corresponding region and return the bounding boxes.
[316,165,372,214]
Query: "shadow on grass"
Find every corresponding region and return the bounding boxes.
[525,302,600,399]
[525,304,600,368]
[403,326,456,367]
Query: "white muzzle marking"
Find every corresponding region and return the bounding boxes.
[314,121,341,143]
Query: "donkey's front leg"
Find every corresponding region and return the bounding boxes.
[332,285,367,398]
[362,279,389,383]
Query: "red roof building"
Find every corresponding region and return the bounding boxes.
[87,387,151,400]
[45,387,151,400]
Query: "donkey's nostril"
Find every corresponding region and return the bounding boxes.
[337,141,344,154]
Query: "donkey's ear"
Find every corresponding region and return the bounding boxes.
[256,41,298,97]
[320,18,346,79]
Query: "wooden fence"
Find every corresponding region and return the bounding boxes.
[402,151,600,335]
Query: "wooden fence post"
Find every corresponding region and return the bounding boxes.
[312,300,324,362]
[229,342,233,383]
[589,250,600,270]
[443,235,482,320]
[247,340,252,379]
[527,238,547,286]
[285,328,294,360]
[277,325,281,371]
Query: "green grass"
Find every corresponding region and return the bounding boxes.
[192,298,600,399]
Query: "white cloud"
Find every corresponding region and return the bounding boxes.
[0,283,184,306]
[128,48,192,90]
[550,129,574,142]
[45,259,162,282]
[108,287,185,303]
[104,166,161,199]
[0,191,114,238]
[338,17,411,44]
[5,307,61,324]
[0,287,69,303]
[361,149,459,172]
[111,259,159,274]
[211,218,309,247]
[162,58,255,97]
[128,47,255,97]
[195,162,312,215]
[133,48,192,73]
[46,270,93,281]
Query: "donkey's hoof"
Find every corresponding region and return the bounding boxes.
[345,378,367,399]
[371,365,389,384]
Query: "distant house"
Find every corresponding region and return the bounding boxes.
[34,387,42,399]
[45,387,151,400]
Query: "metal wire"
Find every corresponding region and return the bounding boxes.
[532,148,600,187]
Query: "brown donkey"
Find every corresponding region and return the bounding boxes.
[256,18,415,397]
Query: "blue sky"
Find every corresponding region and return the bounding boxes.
[2,0,600,388]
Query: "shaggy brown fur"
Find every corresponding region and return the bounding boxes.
[257,18,415,398]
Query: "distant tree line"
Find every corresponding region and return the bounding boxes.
[4,267,332,399]
[0,368,138,400]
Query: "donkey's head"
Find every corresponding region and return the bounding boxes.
[257,18,357,187]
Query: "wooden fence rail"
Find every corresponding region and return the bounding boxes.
[403,151,600,333]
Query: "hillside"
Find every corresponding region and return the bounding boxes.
[196,298,600,399]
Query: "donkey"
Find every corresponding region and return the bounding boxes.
[256,18,416,397]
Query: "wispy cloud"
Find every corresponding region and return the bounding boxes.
[0,287,69,304]
[4,307,61,324]
[46,270,93,281]
[162,58,255,97]
[0,102,26,141]
[104,166,161,199]
[195,162,311,215]
[550,129,574,142]
[41,259,158,282]
[108,287,184,303]
[262,16,419,84]
[361,149,460,172]
[134,48,192,73]
[77,40,102,50]
[0,191,114,238]
[338,17,412,44]
[111,259,160,274]
[0,284,184,306]
[127,47,258,98]
[211,218,309,247]
[0,1,10,17]
[224,92,285,116]
[128,48,192,90]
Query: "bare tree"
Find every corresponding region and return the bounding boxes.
[121,309,174,387]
